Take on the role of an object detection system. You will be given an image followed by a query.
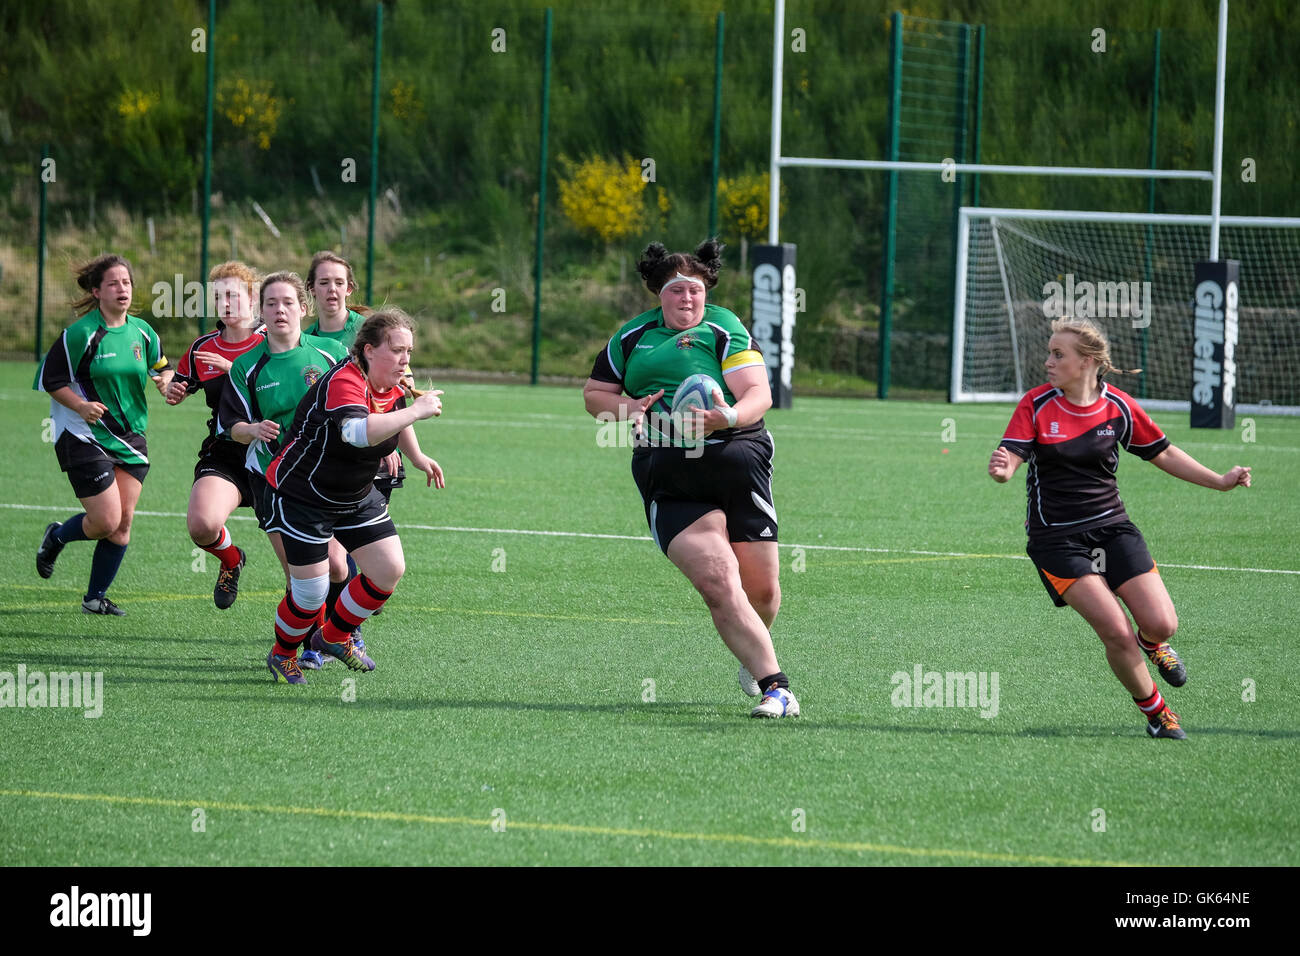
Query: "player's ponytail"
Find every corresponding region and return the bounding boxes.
[1050,317,1142,381]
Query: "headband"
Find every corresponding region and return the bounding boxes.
[660,272,706,293]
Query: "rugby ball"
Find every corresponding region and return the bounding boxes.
[670,373,722,417]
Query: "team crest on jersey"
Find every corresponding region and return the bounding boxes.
[1049,421,1060,435]
[303,365,323,386]
[676,333,697,350]
[132,342,142,362]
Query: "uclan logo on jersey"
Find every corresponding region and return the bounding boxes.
[1097,426,1115,437]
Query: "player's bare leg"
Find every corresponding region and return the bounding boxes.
[667,512,781,683]
[1064,574,1183,737]
[186,475,243,547]
[1062,575,1150,697]
[733,540,781,628]
[1116,570,1186,686]
[732,540,781,696]
[187,475,247,609]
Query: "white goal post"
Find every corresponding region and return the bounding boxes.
[951,207,1300,414]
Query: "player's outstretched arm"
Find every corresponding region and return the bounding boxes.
[1150,445,1251,491]
[988,445,1024,483]
[365,389,443,446]
[398,426,444,489]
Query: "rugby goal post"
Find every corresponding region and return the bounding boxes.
[951,207,1300,414]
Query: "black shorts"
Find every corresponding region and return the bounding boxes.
[247,471,277,531]
[194,442,254,509]
[265,486,398,566]
[1026,520,1157,607]
[55,433,149,498]
[374,455,405,500]
[630,431,777,554]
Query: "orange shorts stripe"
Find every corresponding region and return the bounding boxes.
[1040,567,1077,596]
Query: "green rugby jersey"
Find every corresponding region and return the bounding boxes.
[219,334,348,475]
[304,309,366,348]
[589,304,766,444]
[34,309,168,466]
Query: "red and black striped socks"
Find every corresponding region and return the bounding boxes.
[319,575,392,645]
[273,591,318,659]
[200,526,243,570]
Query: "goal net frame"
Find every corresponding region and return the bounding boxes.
[951,206,1300,415]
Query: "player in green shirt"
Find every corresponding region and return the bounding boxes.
[35,254,173,615]
[584,240,799,718]
[304,250,367,346]
[219,271,352,666]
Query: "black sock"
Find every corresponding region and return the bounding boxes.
[326,578,347,619]
[85,540,127,600]
[56,513,90,544]
[756,671,789,693]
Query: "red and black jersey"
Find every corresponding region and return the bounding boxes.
[175,328,266,454]
[267,359,406,510]
[999,382,1170,540]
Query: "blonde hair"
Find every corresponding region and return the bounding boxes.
[208,261,259,329]
[1050,317,1141,380]
[209,260,260,287]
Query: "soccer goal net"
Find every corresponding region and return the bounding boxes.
[951,207,1300,414]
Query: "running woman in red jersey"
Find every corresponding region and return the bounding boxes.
[262,310,444,684]
[989,318,1251,740]
[165,261,265,609]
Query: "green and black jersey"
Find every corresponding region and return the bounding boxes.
[218,334,348,475]
[304,309,366,349]
[589,304,767,444]
[34,309,168,467]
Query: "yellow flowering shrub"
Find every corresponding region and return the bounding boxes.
[116,89,159,119]
[217,77,282,150]
[557,155,647,246]
[717,172,785,242]
[389,81,424,121]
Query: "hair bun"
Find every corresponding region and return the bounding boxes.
[636,242,668,284]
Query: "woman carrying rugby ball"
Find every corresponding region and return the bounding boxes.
[583,240,798,718]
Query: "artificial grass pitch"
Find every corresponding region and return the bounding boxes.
[1,361,1296,866]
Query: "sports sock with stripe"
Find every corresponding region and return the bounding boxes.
[1134,684,1165,718]
[199,526,243,570]
[320,574,392,645]
[273,591,320,658]
[1135,629,1161,653]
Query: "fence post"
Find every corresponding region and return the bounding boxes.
[709,12,724,240]
[36,144,49,361]
[531,8,553,386]
[199,0,215,337]
[365,1,383,304]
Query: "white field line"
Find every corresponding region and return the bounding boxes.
[4,502,1297,575]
